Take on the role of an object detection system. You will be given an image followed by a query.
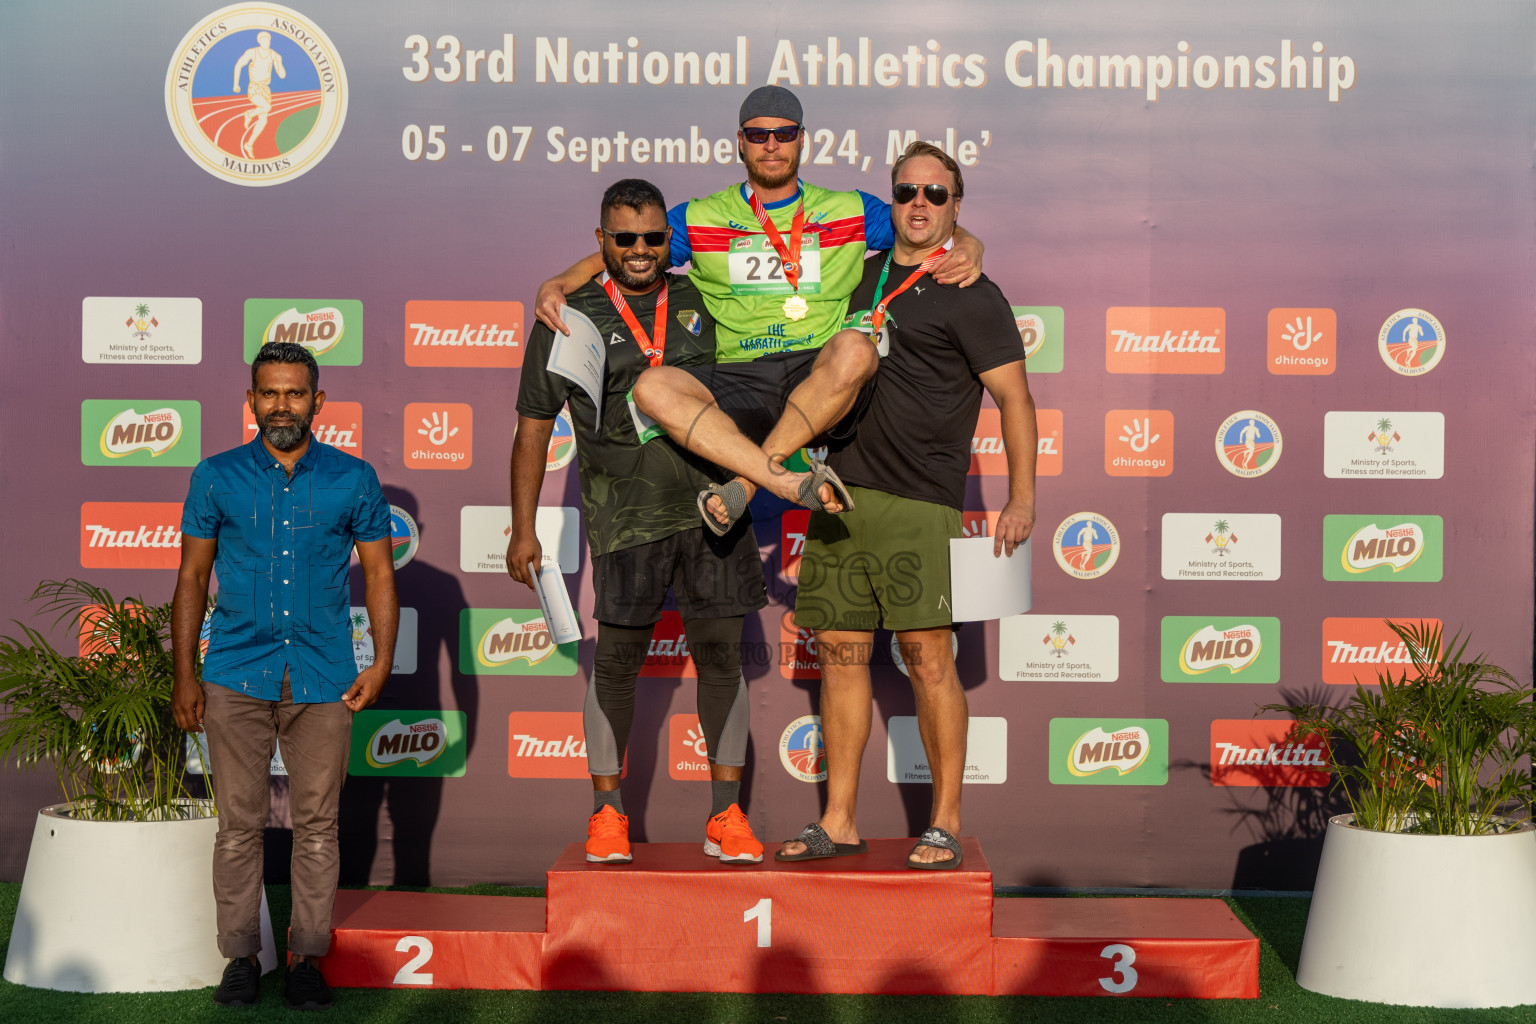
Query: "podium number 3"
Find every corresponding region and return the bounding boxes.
[394,936,435,985]
[1098,943,1137,993]
[743,898,772,948]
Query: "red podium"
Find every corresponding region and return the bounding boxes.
[318,839,1260,997]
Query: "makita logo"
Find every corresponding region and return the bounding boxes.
[511,734,586,758]
[649,636,690,659]
[102,407,182,457]
[408,322,518,347]
[1110,329,1222,354]
[312,424,357,449]
[1215,742,1326,768]
[84,523,181,548]
[1327,639,1415,665]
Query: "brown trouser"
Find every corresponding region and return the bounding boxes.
[203,678,352,958]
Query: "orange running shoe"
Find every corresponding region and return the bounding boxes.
[585,805,632,863]
[705,803,764,863]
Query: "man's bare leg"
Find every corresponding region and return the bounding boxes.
[776,630,873,857]
[634,331,877,524]
[898,627,967,865]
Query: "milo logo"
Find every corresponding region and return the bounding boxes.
[1049,718,1169,786]
[366,717,448,769]
[349,711,467,777]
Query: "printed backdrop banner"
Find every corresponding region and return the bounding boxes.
[0,0,1531,890]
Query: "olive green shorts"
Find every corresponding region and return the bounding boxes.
[794,486,961,633]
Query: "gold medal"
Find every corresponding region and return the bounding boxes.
[782,294,809,320]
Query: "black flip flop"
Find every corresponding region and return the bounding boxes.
[697,480,748,536]
[774,822,868,862]
[796,457,855,514]
[907,826,963,870]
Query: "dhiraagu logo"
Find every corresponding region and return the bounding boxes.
[81,400,201,467]
[1323,515,1443,582]
[244,299,362,364]
[459,609,578,676]
[1160,616,1281,683]
[349,710,467,776]
[1049,718,1168,785]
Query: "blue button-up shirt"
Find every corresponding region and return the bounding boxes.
[181,438,391,703]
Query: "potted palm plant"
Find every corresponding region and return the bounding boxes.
[1261,620,1536,1008]
[0,579,275,992]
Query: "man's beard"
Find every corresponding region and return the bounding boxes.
[602,247,660,291]
[746,149,799,191]
[257,409,313,451]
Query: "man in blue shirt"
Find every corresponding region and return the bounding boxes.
[172,342,398,1010]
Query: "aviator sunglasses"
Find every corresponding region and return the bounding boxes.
[602,228,669,248]
[892,182,956,205]
[740,124,803,144]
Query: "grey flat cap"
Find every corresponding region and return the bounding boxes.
[739,85,802,125]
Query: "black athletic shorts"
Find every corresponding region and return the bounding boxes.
[592,522,768,627]
[683,347,869,447]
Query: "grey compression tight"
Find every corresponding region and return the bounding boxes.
[583,616,748,777]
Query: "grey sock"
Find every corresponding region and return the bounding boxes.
[593,788,624,815]
[710,779,740,817]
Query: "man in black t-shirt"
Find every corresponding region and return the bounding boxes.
[778,144,1038,870]
[508,179,768,865]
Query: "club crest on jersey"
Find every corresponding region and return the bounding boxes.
[675,309,702,335]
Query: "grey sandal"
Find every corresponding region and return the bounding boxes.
[774,822,868,862]
[697,480,748,536]
[907,826,963,870]
[796,457,855,514]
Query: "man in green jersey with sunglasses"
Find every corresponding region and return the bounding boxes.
[535,86,984,535]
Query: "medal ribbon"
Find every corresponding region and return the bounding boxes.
[748,191,806,294]
[870,241,952,334]
[599,272,667,367]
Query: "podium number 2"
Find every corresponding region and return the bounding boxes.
[743,898,772,948]
[1098,943,1137,993]
[394,936,434,986]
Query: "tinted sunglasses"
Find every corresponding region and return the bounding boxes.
[602,228,669,248]
[740,125,803,144]
[892,182,956,205]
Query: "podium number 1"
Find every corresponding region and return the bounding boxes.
[1098,943,1137,993]
[743,898,772,947]
[394,936,435,985]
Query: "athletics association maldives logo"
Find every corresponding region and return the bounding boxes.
[779,715,826,783]
[1215,411,1281,478]
[546,409,576,471]
[165,5,348,186]
[389,505,419,569]
[1052,512,1120,579]
[1379,309,1445,376]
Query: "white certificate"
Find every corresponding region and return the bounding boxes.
[530,561,582,645]
[948,536,1032,622]
[547,305,606,429]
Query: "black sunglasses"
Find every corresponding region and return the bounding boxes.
[740,125,802,145]
[892,182,956,205]
[602,228,669,248]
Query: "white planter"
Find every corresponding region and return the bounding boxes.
[3,803,278,992]
[1296,813,1536,1008]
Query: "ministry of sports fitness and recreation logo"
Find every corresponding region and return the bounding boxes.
[165,4,348,186]
[779,715,826,782]
[1052,512,1119,579]
[1215,410,1282,478]
[1378,308,1445,376]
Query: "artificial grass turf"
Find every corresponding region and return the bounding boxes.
[0,884,1532,1023]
